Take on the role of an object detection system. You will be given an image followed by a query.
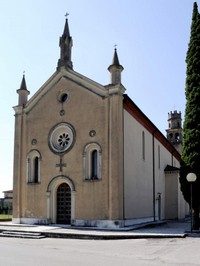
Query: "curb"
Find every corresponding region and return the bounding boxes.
[0,220,190,240]
[0,227,187,240]
[41,232,187,240]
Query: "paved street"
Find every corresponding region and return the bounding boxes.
[1,236,200,266]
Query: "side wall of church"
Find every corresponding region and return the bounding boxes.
[123,110,180,223]
[124,110,154,221]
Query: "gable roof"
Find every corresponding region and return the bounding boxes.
[123,94,181,161]
[23,68,109,114]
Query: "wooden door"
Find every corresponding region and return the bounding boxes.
[56,183,71,224]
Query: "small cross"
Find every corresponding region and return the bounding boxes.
[56,156,66,172]
[65,12,69,18]
[114,44,117,49]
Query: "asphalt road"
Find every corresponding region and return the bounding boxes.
[0,237,200,266]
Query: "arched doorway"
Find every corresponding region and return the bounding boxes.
[46,175,75,224]
[56,183,71,224]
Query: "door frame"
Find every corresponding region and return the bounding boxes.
[47,175,76,224]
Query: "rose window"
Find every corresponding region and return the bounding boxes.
[58,133,70,147]
[49,123,75,154]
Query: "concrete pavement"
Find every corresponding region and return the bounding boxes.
[0,219,197,239]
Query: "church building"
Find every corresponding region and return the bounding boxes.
[12,18,187,228]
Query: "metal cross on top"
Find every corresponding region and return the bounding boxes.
[56,156,66,172]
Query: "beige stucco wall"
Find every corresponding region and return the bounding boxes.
[13,71,125,224]
[165,171,188,220]
[124,110,154,219]
[165,171,178,219]
[124,110,182,221]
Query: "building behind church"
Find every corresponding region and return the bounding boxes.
[12,18,187,228]
[0,190,13,215]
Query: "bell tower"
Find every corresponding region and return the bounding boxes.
[166,110,182,153]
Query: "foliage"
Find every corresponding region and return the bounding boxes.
[180,2,200,229]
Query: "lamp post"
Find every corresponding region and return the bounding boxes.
[186,173,197,232]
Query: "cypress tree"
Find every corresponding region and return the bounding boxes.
[180,2,200,229]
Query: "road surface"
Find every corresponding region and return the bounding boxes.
[0,237,199,265]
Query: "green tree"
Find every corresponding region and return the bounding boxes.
[180,2,200,230]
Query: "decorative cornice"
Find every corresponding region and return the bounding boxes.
[13,105,23,115]
[107,84,126,95]
[23,68,109,114]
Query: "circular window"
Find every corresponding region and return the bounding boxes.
[49,123,75,154]
[60,93,68,103]
[58,91,69,103]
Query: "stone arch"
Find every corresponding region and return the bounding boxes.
[83,142,102,180]
[46,175,76,224]
[26,149,41,183]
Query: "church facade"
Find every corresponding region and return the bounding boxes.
[12,18,187,228]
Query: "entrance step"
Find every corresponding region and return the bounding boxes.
[0,230,45,239]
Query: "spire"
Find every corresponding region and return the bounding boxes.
[108,48,124,85]
[17,74,30,106]
[62,14,70,37]
[112,48,120,65]
[19,74,27,91]
[57,14,73,70]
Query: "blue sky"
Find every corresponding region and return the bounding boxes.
[0,0,197,196]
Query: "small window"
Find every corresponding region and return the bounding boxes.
[91,150,98,179]
[58,92,68,103]
[60,93,68,103]
[34,157,39,183]
[27,150,41,184]
[83,143,102,181]
[175,133,180,142]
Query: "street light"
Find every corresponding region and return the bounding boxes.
[186,173,197,232]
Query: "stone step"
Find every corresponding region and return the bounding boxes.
[0,230,46,239]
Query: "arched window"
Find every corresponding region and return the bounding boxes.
[91,150,98,179]
[83,143,102,180]
[175,133,180,142]
[34,156,39,183]
[27,150,41,184]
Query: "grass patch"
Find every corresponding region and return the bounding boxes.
[0,214,12,220]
